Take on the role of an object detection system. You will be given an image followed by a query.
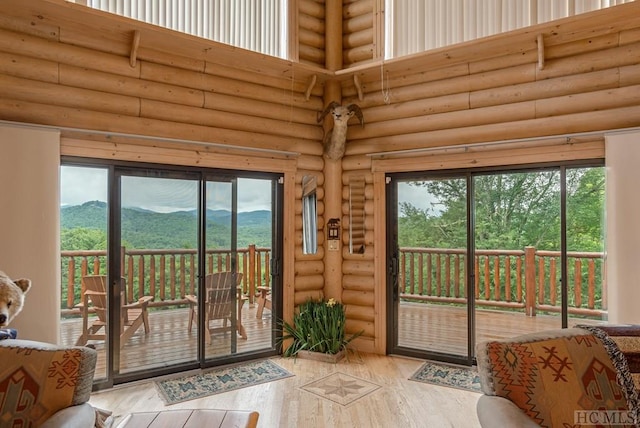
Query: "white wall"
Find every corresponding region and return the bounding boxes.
[0,124,60,342]
[605,130,640,324]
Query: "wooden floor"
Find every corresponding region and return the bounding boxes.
[78,302,606,427]
[88,352,482,428]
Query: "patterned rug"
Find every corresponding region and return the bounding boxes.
[301,372,382,406]
[409,361,482,393]
[155,359,294,405]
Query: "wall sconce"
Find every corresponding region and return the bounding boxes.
[327,218,340,251]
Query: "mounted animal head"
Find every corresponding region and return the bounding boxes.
[317,102,364,160]
[317,102,364,128]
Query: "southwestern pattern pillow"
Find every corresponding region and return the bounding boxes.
[0,342,95,426]
[480,330,633,428]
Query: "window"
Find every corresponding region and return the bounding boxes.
[302,175,317,255]
[87,0,287,59]
[385,0,633,58]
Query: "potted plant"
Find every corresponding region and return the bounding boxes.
[279,298,362,362]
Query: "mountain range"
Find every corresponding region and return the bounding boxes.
[61,200,272,249]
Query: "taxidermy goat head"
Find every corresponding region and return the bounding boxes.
[317,101,364,160]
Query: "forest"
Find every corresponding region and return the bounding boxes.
[61,200,272,251]
[396,166,605,315]
[398,167,604,252]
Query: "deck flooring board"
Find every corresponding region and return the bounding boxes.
[61,300,604,377]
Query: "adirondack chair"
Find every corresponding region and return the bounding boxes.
[75,275,153,348]
[186,272,247,344]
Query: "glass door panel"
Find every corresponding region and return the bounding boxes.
[203,179,237,359]
[473,171,561,348]
[395,177,469,358]
[566,166,606,327]
[119,175,199,375]
[203,177,276,360]
[60,165,109,381]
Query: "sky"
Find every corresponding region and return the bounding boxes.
[60,165,273,213]
[60,166,432,213]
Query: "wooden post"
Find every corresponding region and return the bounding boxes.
[68,257,76,310]
[321,0,344,302]
[249,244,256,304]
[525,246,536,316]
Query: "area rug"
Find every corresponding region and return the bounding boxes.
[155,359,294,405]
[409,361,482,393]
[300,372,382,406]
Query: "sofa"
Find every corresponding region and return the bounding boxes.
[476,326,640,428]
[0,338,100,427]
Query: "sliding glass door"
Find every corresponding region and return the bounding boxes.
[116,171,200,376]
[61,161,282,386]
[387,162,606,363]
[391,175,470,362]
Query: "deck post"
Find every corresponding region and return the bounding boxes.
[525,246,536,316]
[249,244,256,304]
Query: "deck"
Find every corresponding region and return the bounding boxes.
[61,301,604,380]
[61,302,275,379]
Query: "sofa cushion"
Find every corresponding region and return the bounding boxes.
[477,328,634,428]
[0,339,97,426]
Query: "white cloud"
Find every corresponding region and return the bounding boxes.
[61,166,272,213]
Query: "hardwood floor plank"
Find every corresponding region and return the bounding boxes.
[89,353,482,428]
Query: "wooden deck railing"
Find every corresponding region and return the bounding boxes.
[61,245,271,316]
[399,246,606,318]
[62,244,605,318]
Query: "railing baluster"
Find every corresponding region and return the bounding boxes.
[418,253,424,295]
[427,253,432,296]
[516,256,522,303]
[409,252,415,295]
[249,244,256,302]
[525,246,536,316]
[455,254,460,298]
[93,256,100,275]
[588,259,595,309]
[189,253,195,296]
[484,256,490,300]
[138,255,145,300]
[538,257,545,305]
[67,257,76,309]
[127,255,134,303]
[474,256,479,299]
[493,256,500,301]
[550,258,557,306]
[445,255,451,297]
[574,259,582,308]
[150,255,156,298]
[160,255,166,301]
[170,255,176,300]
[400,251,406,293]
[505,256,511,302]
[180,254,186,299]
[436,254,442,297]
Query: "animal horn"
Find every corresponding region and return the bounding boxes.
[347,104,364,127]
[317,101,341,123]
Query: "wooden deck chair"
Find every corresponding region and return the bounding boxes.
[75,275,153,348]
[186,272,247,344]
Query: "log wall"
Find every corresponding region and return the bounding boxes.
[342,0,375,67]
[337,0,640,352]
[297,0,326,67]
[2,0,640,355]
